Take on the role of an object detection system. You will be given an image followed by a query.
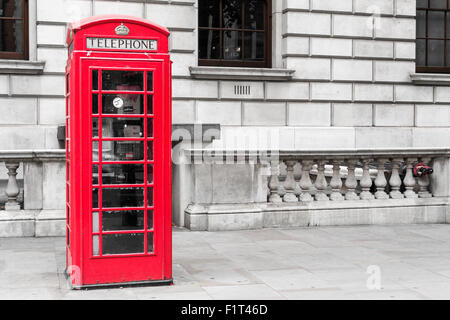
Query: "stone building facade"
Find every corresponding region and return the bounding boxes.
[1,0,450,235]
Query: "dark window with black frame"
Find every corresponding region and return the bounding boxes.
[198,0,271,68]
[416,0,450,73]
[0,0,28,60]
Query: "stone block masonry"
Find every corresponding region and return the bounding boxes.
[2,0,447,151]
[1,0,450,232]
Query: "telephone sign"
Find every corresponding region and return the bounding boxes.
[86,37,158,51]
[65,15,172,289]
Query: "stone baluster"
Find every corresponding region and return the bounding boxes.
[374,158,389,199]
[360,159,375,200]
[299,160,313,202]
[389,158,404,199]
[278,180,286,199]
[283,160,298,202]
[403,158,418,199]
[345,159,359,200]
[268,161,282,203]
[4,162,21,210]
[329,160,344,201]
[293,162,302,199]
[418,157,432,198]
[314,160,329,201]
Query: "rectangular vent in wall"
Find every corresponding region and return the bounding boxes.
[234,85,251,96]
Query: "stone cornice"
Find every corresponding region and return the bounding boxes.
[0,60,45,75]
[411,73,450,85]
[189,66,295,81]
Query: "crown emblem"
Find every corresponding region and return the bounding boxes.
[115,23,129,36]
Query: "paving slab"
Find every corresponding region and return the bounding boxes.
[348,289,430,300]
[202,284,285,300]
[1,224,450,299]
[279,288,351,300]
[250,268,332,291]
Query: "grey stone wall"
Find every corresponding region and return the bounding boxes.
[169,0,448,150]
[272,0,450,149]
[1,0,449,230]
[1,0,449,152]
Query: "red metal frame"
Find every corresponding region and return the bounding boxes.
[65,15,172,288]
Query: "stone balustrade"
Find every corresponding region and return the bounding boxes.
[181,148,450,231]
[0,150,65,211]
[0,150,65,237]
[3,148,449,234]
[267,156,433,204]
[186,149,447,203]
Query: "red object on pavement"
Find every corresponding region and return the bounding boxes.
[65,15,172,288]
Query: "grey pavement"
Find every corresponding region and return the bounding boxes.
[1,224,450,299]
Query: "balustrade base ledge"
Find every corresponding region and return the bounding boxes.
[184,197,450,231]
[264,197,449,212]
[0,209,65,237]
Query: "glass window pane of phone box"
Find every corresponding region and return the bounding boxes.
[102,71,143,91]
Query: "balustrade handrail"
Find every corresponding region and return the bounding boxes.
[0,149,65,162]
[1,149,66,211]
[184,148,450,161]
[183,147,449,204]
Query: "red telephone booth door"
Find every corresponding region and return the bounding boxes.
[80,58,170,286]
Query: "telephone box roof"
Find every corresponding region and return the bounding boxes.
[67,14,170,44]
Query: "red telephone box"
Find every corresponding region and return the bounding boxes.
[65,15,172,288]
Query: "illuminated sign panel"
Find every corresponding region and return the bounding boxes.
[86,37,158,51]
